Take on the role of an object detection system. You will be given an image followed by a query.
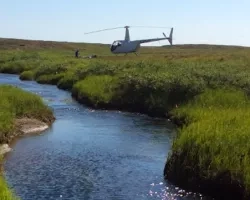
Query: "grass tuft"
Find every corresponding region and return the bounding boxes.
[19,70,34,80]
[0,175,19,200]
[72,75,119,106]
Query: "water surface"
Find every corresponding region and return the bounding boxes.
[0,74,213,200]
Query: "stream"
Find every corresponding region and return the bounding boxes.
[0,74,213,200]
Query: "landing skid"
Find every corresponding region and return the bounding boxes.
[123,53,138,56]
[122,52,139,56]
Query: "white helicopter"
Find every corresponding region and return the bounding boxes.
[84,26,173,55]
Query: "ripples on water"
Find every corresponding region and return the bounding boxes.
[0,74,213,200]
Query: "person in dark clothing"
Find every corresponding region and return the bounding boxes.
[75,49,79,58]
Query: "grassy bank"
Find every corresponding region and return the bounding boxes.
[1,38,250,199]
[0,85,55,143]
[164,88,250,199]
[0,85,55,199]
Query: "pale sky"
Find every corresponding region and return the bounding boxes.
[1,0,250,46]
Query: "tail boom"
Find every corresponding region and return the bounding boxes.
[137,27,173,45]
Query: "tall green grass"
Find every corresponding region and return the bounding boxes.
[164,88,250,199]
[0,85,54,144]
[19,70,34,80]
[72,75,119,107]
[0,176,19,200]
[0,156,19,200]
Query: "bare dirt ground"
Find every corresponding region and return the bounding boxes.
[0,118,49,155]
[14,117,49,134]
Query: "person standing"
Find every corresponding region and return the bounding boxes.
[75,49,79,58]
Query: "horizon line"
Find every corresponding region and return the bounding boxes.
[0,36,249,48]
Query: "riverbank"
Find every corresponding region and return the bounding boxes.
[1,44,250,199]
[164,88,250,200]
[0,85,55,199]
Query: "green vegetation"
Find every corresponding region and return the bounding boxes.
[0,84,55,200]
[0,175,19,200]
[0,85,54,143]
[72,75,119,107]
[19,70,34,80]
[0,156,19,200]
[1,38,250,199]
[164,88,250,199]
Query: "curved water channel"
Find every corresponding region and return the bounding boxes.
[0,74,213,200]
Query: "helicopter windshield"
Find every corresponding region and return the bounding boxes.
[110,41,122,51]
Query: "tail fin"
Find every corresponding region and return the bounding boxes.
[162,27,173,45]
[168,28,173,45]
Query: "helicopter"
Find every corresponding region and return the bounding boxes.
[84,26,173,55]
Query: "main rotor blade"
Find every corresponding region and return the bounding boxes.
[84,27,124,34]
[131,26,172,29]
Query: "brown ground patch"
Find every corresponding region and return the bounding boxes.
[0,118,50,156]
[14,117,49,134]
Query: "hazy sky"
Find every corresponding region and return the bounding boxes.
[1,0,250,46]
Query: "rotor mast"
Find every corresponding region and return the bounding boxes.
[124,26,130,41]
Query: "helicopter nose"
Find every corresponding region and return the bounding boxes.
[110,45,116,52]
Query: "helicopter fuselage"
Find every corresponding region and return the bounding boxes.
[110,40,140,54]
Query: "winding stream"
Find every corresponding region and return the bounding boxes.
[0,74,213,200]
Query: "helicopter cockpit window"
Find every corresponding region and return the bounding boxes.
[112,41,121,46]
[111,41,122,51]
